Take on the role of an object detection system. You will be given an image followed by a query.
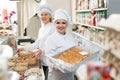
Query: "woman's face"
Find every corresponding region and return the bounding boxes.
[55,19,68,34]
[40,12,52,24]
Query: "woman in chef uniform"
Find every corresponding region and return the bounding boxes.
[17,4,55,51]
[17,4,55,80]
[36,9,76,80]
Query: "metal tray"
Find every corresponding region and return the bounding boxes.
[52,46,100,72]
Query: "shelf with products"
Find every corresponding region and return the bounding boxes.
[96,14,120,80]
[72,15,120,80]
[72,31,104,49]
[98,26,120,80]
[76,0,108,11]
[76,22,105,30]
[72,0,108,51]
[76,8,108,12]
[76,9,107,27]
[72,0,108,28]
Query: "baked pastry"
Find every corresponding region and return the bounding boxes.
[8,62,15,67]
[16,62,28,66]
[24,68,42,77]
[19,51,34,58]
[14,66,28,79]
[58,47,92,64]
[8,56,19,62]
[14,66,27,72]
[26,58,37,66]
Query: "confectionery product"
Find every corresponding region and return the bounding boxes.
[26,58,37,66]
[16,62,28,66]
[14,66,28,79]
[8,62,15,67]
[14,66,27,72]
[19,51,34,58]
[57,47,92,64]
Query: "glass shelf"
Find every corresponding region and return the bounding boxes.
[76,22,105,30]
[76,8,108,12]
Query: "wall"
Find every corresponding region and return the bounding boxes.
[17,0,40,36]
[46,0,73,34]
[108,0,120,16]
[17,0,73,36]
[46,0,72,15]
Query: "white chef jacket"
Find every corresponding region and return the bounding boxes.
[42,31,76,80]
[45,31,76,56]
[23,22,55,50]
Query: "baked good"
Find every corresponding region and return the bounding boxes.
[26,58,37,66]
[24,68,42,77]
[8,56,19,62]
[16,62,28,66]
[58,47,92,64]
[8,62,15,67]
[14,66,28,72]
[14,66,27,79]
[19,51,34,58]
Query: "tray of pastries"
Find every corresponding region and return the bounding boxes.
[53,47,94,64]
[24,68,44,80]
[24,68,42,77]
[8,50,40,79]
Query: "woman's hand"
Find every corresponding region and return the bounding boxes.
[34,49,42,60]
[16,48,24,53]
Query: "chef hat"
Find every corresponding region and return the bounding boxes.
[54,9,72,25]
[37,4,54,17]
[99,14,120,32]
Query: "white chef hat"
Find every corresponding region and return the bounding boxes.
[54,9,72,25]
[37,4,54,17]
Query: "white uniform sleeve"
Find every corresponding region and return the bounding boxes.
[22,38,39,50]
[44,38,62,56]
[44,37,75,73]
[46,56,75,73]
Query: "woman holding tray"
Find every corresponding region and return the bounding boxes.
[35,8,76,80]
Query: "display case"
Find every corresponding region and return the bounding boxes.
[98,14,120,80]
[71,0,108,48]
[72,0,108,24]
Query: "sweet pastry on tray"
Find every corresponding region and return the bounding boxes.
[8,55,19,62]
[24,75,43,80]
[24,68,42,77]
[16,62,28,66]
[14,66,28,79]
[26,58,37,66]
[70,47,83,52]
[57,47,92,64]
[19,51,34,58]
[8,62,15,67]
[14,66,28,72]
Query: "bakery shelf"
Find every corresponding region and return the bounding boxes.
[72,31,104,49]
[76,8,108,12]
[76,10,90,12]
[76,23,105,30]
[93,8,108,11]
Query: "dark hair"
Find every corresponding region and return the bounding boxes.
[50,18,53,22]
[34,13,38,17]
[49,13,53,22]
